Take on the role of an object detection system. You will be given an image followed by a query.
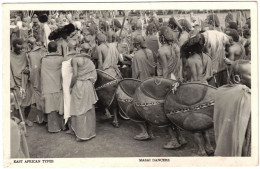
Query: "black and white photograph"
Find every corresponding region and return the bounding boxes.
[2,1,258,167]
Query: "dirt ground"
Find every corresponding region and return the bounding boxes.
[26,107,216,158]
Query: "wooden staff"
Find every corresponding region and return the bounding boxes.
[212,10,215,29]
[11,90,27,135]
[10,66,27,135]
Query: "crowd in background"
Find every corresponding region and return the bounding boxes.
[10,10,251,158]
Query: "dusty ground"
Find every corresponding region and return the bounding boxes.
[26,107,215,158]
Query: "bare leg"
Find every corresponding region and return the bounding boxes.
[146,122,155,139]
[105,108,112,119]
[110,99,119,128]
[193,132,207,156]
[163,126,181,149]
[23,106,33,127]
[134,122,150,140]
[202,130,214,155]
[174,125,187,145]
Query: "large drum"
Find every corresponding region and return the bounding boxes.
[164,83,216,132]
[116,78,144,122]
[133,77,177,127]
[95,69,118,108]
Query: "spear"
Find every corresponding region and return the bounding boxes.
[240,11,243,37]
[118,11,126,40]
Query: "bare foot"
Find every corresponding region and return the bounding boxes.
[205,144,214,155]
[112,121,119,128]
[105,109,113,119]
[25,120,33,127]
[163,138,181,149]
[178,135,187,145]
[197,149,208,156]
[134,132,150,141]
[66,130,74,135]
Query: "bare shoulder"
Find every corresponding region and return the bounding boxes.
[158,47,166,56]
[187,54,198,65]
[145,48,153,55]
[72,57,80,65]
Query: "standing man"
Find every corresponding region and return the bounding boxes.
[214,60,251,156]
[10,38,33,127]
[38,14,51,48]
[27,37,46,123]
[132,35,156,80]
[62,40,78,125]
[224,29,246,65]
[157,26,182,80]
[181,33,213,83]
[31,15,41,44]
[145,23,159,67]
[69,43,98,141]
[41,42,64,133]
[131,35,156,140]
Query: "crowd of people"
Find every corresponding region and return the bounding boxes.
[10,10,251,158]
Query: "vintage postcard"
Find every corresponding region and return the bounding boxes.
[2,1,258,168]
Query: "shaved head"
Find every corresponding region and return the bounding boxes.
[230,59,251,88]
[48,41,57,53]
[28,37,36,45]
[80,43,91,53]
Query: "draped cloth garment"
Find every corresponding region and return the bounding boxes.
[10,51,33,108]
[70,56,98,140]
[198,53,213,83]
[132,49,156,81]
[214,84,251,156]
[42,23,51,48]
[28,47,46,111]
[61,54,75,124]
[41,53,64,132]
[102,42,122,79]
[11,119,30,158]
